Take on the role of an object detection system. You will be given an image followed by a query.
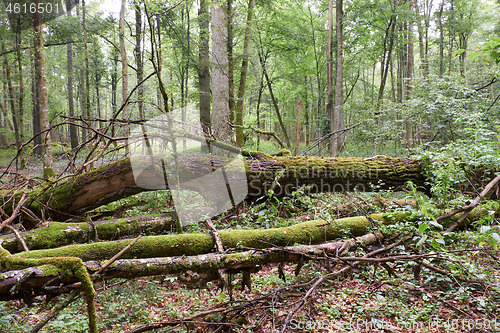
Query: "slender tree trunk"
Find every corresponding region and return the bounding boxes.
[184,0,190,107]
[82,0,91,138]
[198,0,211,136]
[4,51,20,151]
[111,48,118,118]
[308,7,322,131]
[119,0,128,134]
[332,0,345,155]
[377,12,396,110]
[438,0,444,78]
[294,101,302,155]
[33,0,53,178]
[135,3,144,119]
[93,40,102,120]
[235,0,255,147]
[448,0,454,74]
[259,53,291,148]
[66,0,78,149]
[405,1,415,147]
[30,49,41,155]
[156,18,163,110]
[227,0,235,124]
[14,26,25,168]
[211,0,232,141]
[326,0,334,154]
[256,72,264,150]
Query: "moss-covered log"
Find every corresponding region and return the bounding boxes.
[2,155,427,220]
[12,213,388,261]
[0,233,380,300]
[0,214,176,253]
[8,203,496,261]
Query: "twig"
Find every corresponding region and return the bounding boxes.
[0,192,27,232]
[94,235,142,276]
[6,226,29,252]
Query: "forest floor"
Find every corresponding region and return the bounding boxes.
[0,147,499,332]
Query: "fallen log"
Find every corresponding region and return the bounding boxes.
[2,154,427,221]
[0,213,176,253]
[6,202,495,261]
[0,233,381,300]
[11,213,389,261]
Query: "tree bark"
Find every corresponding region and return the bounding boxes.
[211,0,232,141]
[119,0,128,136]
[66,0,78,149]
[33,0,53,178]
[332,0,345,155]
[235,0,255,147]
[135,4,144,120]
[198,0,211,136]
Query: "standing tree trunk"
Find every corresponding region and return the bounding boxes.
[14,24,25,168]
[332,0,345,155]
[377,9,396,110]
[30,49,42,155]
[227,0,235,124]
[438,0,444,78]
[93,40,102,120]
[198,0,211,136]
[404,1,415,148]
[448,0,454,74]
[235,0,255,147]
[33,0,53,178]
[4,52,20,151]
[66,0,78,149]
[308,7,322,135]
[211,0,232,141]
[326,0,334,154]
[259,52,291,148]
[135,3,144,119]
[119,0,129,143]
[82,0,91,139]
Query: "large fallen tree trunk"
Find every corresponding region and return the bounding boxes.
[2,154,427,221]
[0,233,381,300]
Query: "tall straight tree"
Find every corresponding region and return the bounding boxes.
[119,0,128,134]
[405,0,415,147]
[66,0,78,149]
[82,0,91,139]
[331,0,345,155]
[211,0,232,141]
[198,0,211,135]
[235,0,255,147]
[33,0,53,178]
[377,1,396,110]
[326,0,334,152]
[135,2,144,119]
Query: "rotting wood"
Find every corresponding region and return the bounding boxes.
[1,154,428,221]
[0,233,381,300]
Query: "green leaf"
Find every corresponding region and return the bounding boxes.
[416,234,428,247]
[418,223,429,234]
